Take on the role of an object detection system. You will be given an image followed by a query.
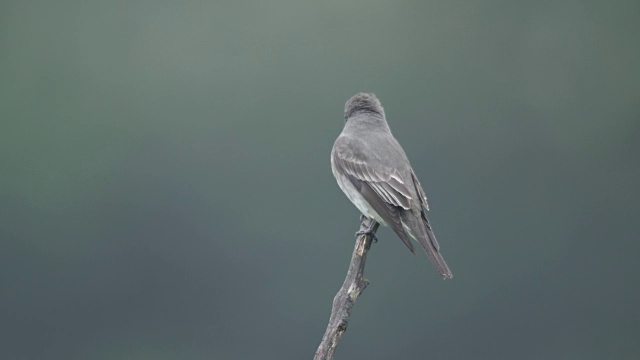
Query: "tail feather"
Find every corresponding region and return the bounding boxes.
[401,212,453,279]
[420,217,453,279]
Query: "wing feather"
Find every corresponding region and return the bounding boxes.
[333,138,412,210]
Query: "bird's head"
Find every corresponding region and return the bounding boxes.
[344,92,385,120]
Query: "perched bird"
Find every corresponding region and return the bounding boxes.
[331,93,453,279]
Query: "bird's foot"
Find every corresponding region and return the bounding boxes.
[357,215,378,242]
[355,223,378,243]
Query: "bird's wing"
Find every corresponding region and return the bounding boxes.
[410,169,430,212]
[333,137,413,209]
[332,136,416,252]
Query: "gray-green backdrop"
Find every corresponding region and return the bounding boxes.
[2,1,639,359]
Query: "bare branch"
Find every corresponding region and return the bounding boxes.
[314,217,379,360]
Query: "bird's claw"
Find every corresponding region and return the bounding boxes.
[355,229,378,243]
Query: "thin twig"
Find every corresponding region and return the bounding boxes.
[314,217,380,360]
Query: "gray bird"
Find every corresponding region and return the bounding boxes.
[331,93,453,279]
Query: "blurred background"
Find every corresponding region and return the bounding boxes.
[2,1,639,359]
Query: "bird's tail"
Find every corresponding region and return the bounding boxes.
[405,213,453,279]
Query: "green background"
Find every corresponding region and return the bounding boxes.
[2,1,639,359]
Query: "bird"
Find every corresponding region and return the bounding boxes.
[331,92,453,279]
